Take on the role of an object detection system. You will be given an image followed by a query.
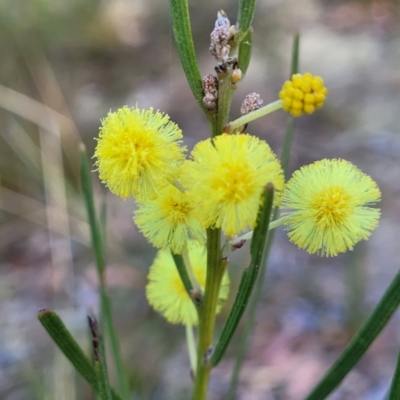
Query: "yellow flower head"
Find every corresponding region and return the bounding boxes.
[133,182,206,254]
[94,106,185,199]
[183,134,285,236]
[279,73,328,117]
[281,159,381,256]
[146,244,230,325]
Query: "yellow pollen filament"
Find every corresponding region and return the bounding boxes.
[313,187,351,227]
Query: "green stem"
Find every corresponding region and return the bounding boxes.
[80,144,130,400]
[192,228,224,400]
[214,72,235,137]
[227,100,282,132]
[305,269,400,400]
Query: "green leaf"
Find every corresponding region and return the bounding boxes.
[238,27,253,78]
[236,0,257,43]
[210,184,274,366]
[169,0,213,119]
[37,310,124,400]
[171,252,194,298]
[389,346,400,399]
[304,269,400,400]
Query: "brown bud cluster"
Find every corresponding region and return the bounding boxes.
[240,93,264,115]
[209,11,232,61]
[202,74,219,111]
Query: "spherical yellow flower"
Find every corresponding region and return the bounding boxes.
[281,159,381,256]
[133,182,206,253]
[94,106,185,199]
[146,244,230,325]
[183,134,285,236]
[279,73,328,117]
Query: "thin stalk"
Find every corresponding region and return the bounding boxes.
[80,144,130,400]
[346,245,366,336]
[192,228,225,400]
[186,324,197,374]
[305,269,400,400]
[227,100,282,132]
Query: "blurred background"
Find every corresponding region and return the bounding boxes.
[0,0,399,399]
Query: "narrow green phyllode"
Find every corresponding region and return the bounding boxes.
[169,0,214,119]
[389,345,400,399]
[305,269,400,400]
[211,183,274,366]
[37,309,124,400]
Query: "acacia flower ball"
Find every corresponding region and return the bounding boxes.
[94,106,185,199]
[134,182,206,254]
[281,159,381,256]
[146,244,230,325]
[183,134,285,236]
[279,73,328,117]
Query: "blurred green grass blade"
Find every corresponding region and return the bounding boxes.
[37,310,124,400]
[169,0,211,118]
[305,269,400,400]
[79,144,130,400]
[210,184,274,366]
[226,33,300,399]
[389,346,400,399]
[88,315,113,400]
[280,33,300,174]
[290,33,300,77]
[236,0,256,44]
[79,143,106,277]
[238,27,253,78]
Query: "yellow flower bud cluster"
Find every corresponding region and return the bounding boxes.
[279,73,328,117]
